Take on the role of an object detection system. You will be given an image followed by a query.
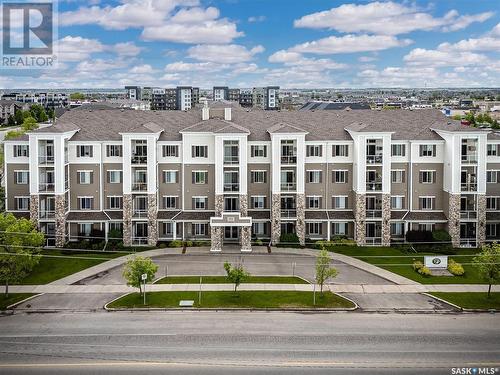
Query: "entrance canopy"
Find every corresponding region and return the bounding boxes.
[210,212,252,227]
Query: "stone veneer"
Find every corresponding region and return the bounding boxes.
[296,193,306,246]
[147,194,158,246]
[122,194,132,247]
[381,194,391,246]
[477,194,486,246]
[29,194,39,227]
[240,226,252,251]
[239,194,248,217]
[210,226,222,251]
[55,194,66,248]
[354,193,366,246]
[215,194,223,216]
[271,193,281,244]
[448,193,461,248]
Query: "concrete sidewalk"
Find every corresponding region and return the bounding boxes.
[9,283,499,294]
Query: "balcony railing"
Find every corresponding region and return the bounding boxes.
[223,183,239,192]
[366,209,382,218]
[366,182,382,191]
[39,183,55,192]
[131,182,147,191]
[39,210,55,219]
[461,183,477,192]
[366,155,383,164]
[461,154,478,164]
[365,237,382,245]
[281,182,297,191]
[281,209,297,218]
[223,156,239,164]
[38,155,54,164]
[132,237,148,245]
[131,155,147,164]
[281,155,297,164]
[460,211,477,219]
[133,210,148,218]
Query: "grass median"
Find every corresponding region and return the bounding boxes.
[429,292,500,310]
[0,293,35,310]
[155,276,309,284]
[108,291,354,309]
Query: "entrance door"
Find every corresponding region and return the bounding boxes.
[224,226,239,242]
[133,222,148,244]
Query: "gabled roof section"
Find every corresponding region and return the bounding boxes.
[141,121,164,134]
[28,121,80,134]
[344,121,394,133]
[180,119,249,134]
[267,122,308,134]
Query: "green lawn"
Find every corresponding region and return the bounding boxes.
[16,250,122,285]
[108,291,354,309]
[430,292,500,310]
[331,246,489,284]
[0,293,35,310]
[155,276,309,284]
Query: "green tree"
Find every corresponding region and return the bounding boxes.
[473,243,500,298]
[7,115,16,127]
[29,104,48,122]
[224,261,249,292]
[122,256,158,295]
[464,112,475,126]
[46,108,55,121]
[21,116,39,131]
[70,92,86,100]
[14,109,24,125]
[315,248,338,294]
[4,129,25,140]
[0,213,44,296]
[451,114,462,120]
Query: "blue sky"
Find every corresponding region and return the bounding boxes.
[1,0,499,88]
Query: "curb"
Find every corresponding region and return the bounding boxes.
[422,293,499,313]
[422,292,463,311]
[5,293,44,310]
[152,274,312,285]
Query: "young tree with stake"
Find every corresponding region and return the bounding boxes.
[315,248,338,294]
[473,243,500,298]
[122,256,158,295]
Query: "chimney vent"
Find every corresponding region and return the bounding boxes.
[224,107,232,121]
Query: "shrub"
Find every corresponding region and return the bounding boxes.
[168,240,183,248]
[417,266,431,276]
[448,259,465,276]
[413,260,424,271]
[280,233,299,244]
[193,240,210,247]
[184,240,193,247]
[254,239,263,246]
[432,229,451,242]
[406,230,433,243]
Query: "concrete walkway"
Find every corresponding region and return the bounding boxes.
[9,283,499,294]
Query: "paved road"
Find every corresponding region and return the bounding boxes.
[0,312,498,374]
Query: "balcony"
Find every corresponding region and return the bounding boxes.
[461,154,478,164]
[281,209,297,218]
[133,209,148,218]
[460,211,477,220]
[461,183,477,192]
[365,237,382,245]
[366,154,383,164]
[39,183,55,192]
[366,182,382,191]
[223,155,239,164]
[131,182,147,191]
[39,210,55,219]
[366,209,382,218]
[132,237,148,245]
[281,182,297,191]
[38,155,54,164]
[281,155,297,164]
[223,183,239,192]
[131,155,147,164]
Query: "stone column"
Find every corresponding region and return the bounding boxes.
[123,194,133,247]
[210,226,222,252]
[147,193,158,246]
[354,193,366,246]
[29,194,39,227]
[477,194,486,246]
[240,226,252,252]
[239,194,248,217]
[271,193,281,244]
[54,194,66,248]
[296,193,306,246]
[448,193,461,248]
[381,194,391,246]
[215,194,224,216]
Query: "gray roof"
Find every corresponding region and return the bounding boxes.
[391,211,407,220]
[404,211,447,221]
[300,102,371,111]
[305,211,328,220]
[486,212,500,221]
[175,211,214,221]
[327,211,355,220]
[22,107,487,142]
[67,211,109,221]
[157,210,181,220]
[105,210,123,220]
[248,211,270,220]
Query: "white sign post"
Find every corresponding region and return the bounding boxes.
[424,256,448,269]
[141,273,147,305]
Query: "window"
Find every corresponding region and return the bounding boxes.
[419,197,435,210]
[252,222,266,236]
[193,223,206,236]
[306,145,322,157]
[106,145,122,157]
[14,171,29,184]
[162,145,179,157]
[333,144,349,157]
[332,196,348,209]
[487,144,499,156]
[391,170,405,183]
[486,197,498,210]
[307,170,322,183]
[192,171,208,184]
[193,197,207,210]
[307,196,321,209]
[308,222,322,236]
[107,170,122,184]
[163,170,178,183]
[163,222,174,236]
[486,223,497,237]
[487,171,498,183]
[419,144,436,157]
[164,196,177,209]
[79,223,92,237]
[420,170,436,184]
[108,196,122,209]
[251,170,267,183]
[13,145,29,157]
[391,196,404,209]
[192,145,208,158]
[15,197,29,210]
[250,145,267,157]
[391,144,406,157]
[251,196,266,209]
[77,145,93,157]
[77,171,93,184]
[418,223,435,232]
[78,197,93,210]
[391,223,404,236]
[333,170,348,183]
[333,222,347,236]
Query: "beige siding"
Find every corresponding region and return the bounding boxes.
[6,163,30,211]
[412,163,444,210]
[184,164,215,210]
[69,164,100,210]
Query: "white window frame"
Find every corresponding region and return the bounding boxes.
[308,222,322,236]
[13,145,29,157]
[251,196,266,209]
[391,196,404,209]
[333,170,348,183]
[162,145,179,157]
[332,144,349,157]
[487,170,499,183]
[306,145,322,157]
[420,170,436,184]
[77,145,93,158]
[78,196,94,210]
[391,144,406,157]
[108,170,122,184]
[307,196,321,209]
[193,170,208,184]
[15,196,30,211]
[307,170,322,184]
[251,170,267,183]
[108,196,122,210]
[192,145,208,158]
[193,196,207,210]
[391,170,405,183]
[77,170,92,185]
[164,170,178,184]
[419,196,435,210]
[251,145,267,157]
[333,222,347,236]
[332,195,348,210]
[164,196,178,209]
[14,170,29,184]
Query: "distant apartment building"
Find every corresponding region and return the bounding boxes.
[253,86,279,110]
[140,86,199,111]
[213,86,229,101]
[1,92,68,109]
[0,100,25,124]
[4,105,499,251]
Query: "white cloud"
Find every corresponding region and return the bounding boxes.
[76,59,128,72]
[169,7,219,23]
[289,34,412,55]
[130,64,156,74]
[269,50,346,71]
[111,42,143,56]
[403,48,488,67]
[438,37,500,53]
[248,15,266,23]
[358,56,377,63]
[187,44,264,63]
[293,2,493,35]
[57,36,104,62]
[165,61,227,72]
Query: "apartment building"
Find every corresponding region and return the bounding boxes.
[0,100,26,124]
[4,104,500,251]
[1,92,68,109]
[148,86,199,110]
[253,86,279,110]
